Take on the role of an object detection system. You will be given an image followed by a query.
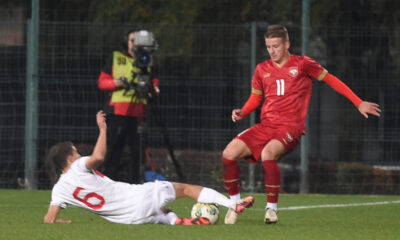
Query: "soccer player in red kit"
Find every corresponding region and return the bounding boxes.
[222,25,381,225]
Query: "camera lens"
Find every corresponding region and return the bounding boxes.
[140,54,150,64]
[134,47,152,68]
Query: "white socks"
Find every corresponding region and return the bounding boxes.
[266,202,278,212]
[229,193,241,201]
[197,187,235,209]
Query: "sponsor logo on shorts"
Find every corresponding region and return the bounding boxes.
[286,132,293,142]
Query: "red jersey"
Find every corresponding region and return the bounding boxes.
[252,55,327,133]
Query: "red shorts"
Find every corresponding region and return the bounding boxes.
[235,123,303,163]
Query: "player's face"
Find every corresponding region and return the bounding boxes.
[127,32,135,56]
[265,37,290,65]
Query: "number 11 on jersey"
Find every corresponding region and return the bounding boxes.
[276,79,285,96]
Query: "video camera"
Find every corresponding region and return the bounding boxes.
[122,30,158,99]
[133,30,158,69]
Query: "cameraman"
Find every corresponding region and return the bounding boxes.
[97,29,159,183]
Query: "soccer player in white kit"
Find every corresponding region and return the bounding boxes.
[44,111,254,225]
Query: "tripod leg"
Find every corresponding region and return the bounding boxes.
[151,101,184,181]
[145,149,156,172]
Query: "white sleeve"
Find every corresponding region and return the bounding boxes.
[49,156,89,209]
[72,156,91,173]
[50,185,68,209]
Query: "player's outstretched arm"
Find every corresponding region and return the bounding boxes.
[44,205,71,224]
[357,101,381,118]
[86,110,107,170]
[322,73,381,118]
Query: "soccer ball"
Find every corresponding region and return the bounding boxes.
[191,203,219,224]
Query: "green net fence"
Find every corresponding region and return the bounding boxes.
[0,19,399,194]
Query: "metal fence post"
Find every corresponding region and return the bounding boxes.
[25,0,40,189]
[247,21,257,192]
[300,0,310,194]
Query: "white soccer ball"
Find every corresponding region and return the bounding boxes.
[191,203,219,224]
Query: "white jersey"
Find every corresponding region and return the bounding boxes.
[50,157,176,224]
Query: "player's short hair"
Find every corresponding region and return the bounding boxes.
[45,141,74,183]
[264,25,289,42]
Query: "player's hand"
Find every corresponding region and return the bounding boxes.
[55,219,72,224]
[114,78,125,88]
[357,101,381,118]
[232,109,245,122]
[96,110,107,130]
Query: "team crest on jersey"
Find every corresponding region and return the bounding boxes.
[264,73,271,78]
[289,67,298,77]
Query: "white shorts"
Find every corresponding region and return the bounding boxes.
[130,181,176,224]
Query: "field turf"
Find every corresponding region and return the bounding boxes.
[1,189,400,240]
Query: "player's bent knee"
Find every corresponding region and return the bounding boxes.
[262,150,277,160]
[262,140,285,160]
[261,148,283,161]
[222,148,233,160]
[222,140,249,160]
[222,144,240,160]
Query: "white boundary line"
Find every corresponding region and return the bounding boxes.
[2,200,400,211]
[249,200,400,211]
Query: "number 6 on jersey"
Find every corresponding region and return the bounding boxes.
[73,187,105,210]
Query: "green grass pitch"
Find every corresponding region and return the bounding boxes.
[1,189,400,240]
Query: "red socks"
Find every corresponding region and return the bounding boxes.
[222,157,281,203]
[262,160,281,203]
[222,157,240,195]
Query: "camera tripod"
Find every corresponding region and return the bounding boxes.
[145,95,184,181]
[123,71,184,182]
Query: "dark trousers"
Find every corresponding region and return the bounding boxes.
[102,114,143,183]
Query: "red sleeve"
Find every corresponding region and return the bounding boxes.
[241,93,263,117]
[322,73,362,107]
[241,65,264,117]
[251,65,263,90]
[302,56,326,80]
[98,71,117,91]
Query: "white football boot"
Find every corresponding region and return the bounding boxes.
[264,208,278,224]
[224,196,254,224]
